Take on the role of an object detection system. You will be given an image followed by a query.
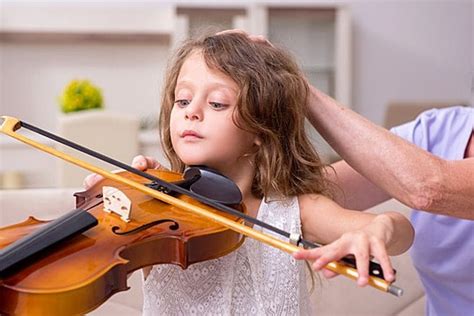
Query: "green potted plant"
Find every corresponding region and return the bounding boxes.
[58,79,103,113]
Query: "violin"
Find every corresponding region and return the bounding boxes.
[0,116,403,314]
[0,168,246,315]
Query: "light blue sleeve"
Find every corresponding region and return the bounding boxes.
[390,106,474,159]
[389,109,435,150]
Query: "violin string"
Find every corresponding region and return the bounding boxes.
[20,120,315,249]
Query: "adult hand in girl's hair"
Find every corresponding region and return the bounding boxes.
[216,29,274,47]
[293,214,398,287]
[82,155,161,189]
[217,29,319,101]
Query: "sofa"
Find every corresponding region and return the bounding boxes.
[0,188,425,315]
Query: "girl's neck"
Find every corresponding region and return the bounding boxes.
[233,173,261,218]
[213,157,261,217]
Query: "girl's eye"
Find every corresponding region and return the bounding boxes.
[209,102,227,110]
[174,99,190,107]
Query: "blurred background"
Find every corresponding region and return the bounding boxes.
[0,0,472,189]
[0,2,470,314]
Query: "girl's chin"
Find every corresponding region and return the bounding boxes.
[180,158,212,167]
[181,159,222,172]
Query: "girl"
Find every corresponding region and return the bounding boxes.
[85,32,414,315]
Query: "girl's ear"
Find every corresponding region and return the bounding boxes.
[254,137,262,146]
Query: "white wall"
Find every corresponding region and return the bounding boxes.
[0,41,169,131]
[349,0,472,124]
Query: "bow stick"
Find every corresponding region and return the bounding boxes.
[0,116,403,296]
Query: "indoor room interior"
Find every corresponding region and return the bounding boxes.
[0,0,472,315]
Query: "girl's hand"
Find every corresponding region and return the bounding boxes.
[293,216,396,287]
[82,155,161,189]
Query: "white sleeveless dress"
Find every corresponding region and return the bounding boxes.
[142,196,311,315]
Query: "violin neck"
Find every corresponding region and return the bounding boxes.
[0,209,97,278]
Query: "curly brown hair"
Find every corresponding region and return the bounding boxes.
[160,32,329,199]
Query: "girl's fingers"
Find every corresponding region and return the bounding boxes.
[294,243,346,271]
[293,247,322,260]
[144,156,161,169]
[354,250,370,287]
[309,244,345,271]
[321,269,339,279]
[370,239,395,282]
[294,248,340,278]
[312,255,333,271]
[293,244,336,263]
[83,155,160,189]
[132,155,160,170]
[83,173,104,189]
[131,155,147,169]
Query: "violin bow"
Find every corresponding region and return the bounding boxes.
[0,116,403,296]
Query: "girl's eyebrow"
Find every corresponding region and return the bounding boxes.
[176,79,238,95]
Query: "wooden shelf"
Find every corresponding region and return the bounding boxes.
[0,30,171,44]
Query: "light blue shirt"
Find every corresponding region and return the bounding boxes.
[391,106,474,316]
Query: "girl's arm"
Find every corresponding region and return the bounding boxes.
[296,194,414,286]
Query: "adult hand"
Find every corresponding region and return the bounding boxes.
[82,155,161,189]
[216,29,274,47]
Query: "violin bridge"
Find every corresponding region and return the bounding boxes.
[102,186,132,222]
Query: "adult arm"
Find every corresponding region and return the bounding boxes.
[327,160,391,210]
[309,86,474,219]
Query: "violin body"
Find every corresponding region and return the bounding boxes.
[0,170,245,315]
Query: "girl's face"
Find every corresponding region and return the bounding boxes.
[170,51,257,174]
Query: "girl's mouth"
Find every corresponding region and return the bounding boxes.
[181,130,203,138]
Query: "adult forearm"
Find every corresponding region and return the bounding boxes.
[326,161,391,210]
[432,159,474,219]
[308,87,473,218]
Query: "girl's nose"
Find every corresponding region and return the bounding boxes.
[184,101,203,121]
